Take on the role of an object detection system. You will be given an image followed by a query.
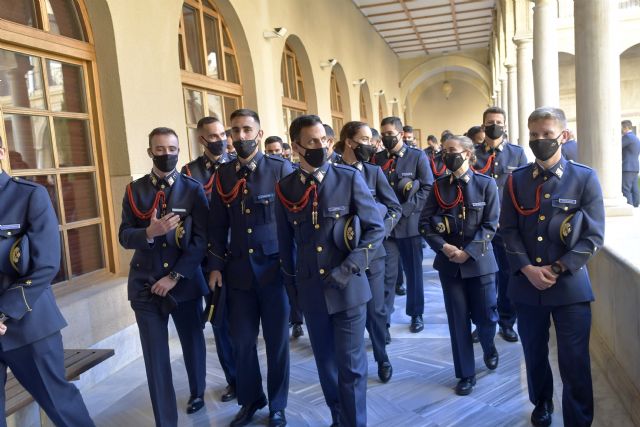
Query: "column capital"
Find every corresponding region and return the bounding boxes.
[513,35,533,46]
[505,63,516,71]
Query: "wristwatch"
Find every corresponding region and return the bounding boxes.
[169,271,184,282]
[551,262,563,275]
[0,313,9,323]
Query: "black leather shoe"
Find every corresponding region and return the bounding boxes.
[221,384,236,402]
[230,395,267,426]
[269,409,287,427]
[499,326,519,342]
[455,376,476,396]
[292,323,304,338]
[531,399,554,427]
[471,328,480,343]
[377,361,393,383]
[395,283,406,296]
[410,315,424,333]
[385,327,391,344]
[484,347,499,370]
[186,395,204,414]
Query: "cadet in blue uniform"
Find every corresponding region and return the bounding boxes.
[419,135,499,396]
[336,121,402,383]
[324,124,342,164]
[621,120,640,207]
[208,109,292,427]
[374,117,433,334]
[181,116,237,405]
[276,115,385,427]
[474,107,528,343]
[560,129,578,163]
[119,127,209,426]
[424,134,447,179]
[0,137,95,426]
[501,107,604,427]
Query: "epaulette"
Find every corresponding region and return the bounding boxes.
[332,163,357,174]
[566,160,593,171]
[182,174,202,186]
[264,154,286,163]
[511,163,534,175]
[10,176,38,188]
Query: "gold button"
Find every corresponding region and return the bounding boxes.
[136,263,140,267]
[335,213,340,218]
[25,280,32,285]
[539,215,546,221]
[314,224,320,229]
[537,236,543,241]
[245,208,251,214]
[459,232,463,236]
[458,214,463,219]
[392,214,396,218]
[319,269,325,274]
[293,220,298,225]
[249,248,254,254]
[6,231,11,236]
[208,243,212,247]
[317,246,323,252]
[564,206,568,211]
[247,228,252,233]
[536,257,542,263]
[493,174,499,178]
[265,200,269,205]
[243,189,248,194]
[163,262,169,268]
[160,184,166,189]
[368,243,373,248]
[494,161,499,166]
[162,243,167,248]
[543,177,548,181]
[544,193,550,199]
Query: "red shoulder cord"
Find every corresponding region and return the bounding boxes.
[186,164,215,195]
[433,180,463,210]
[215,172,246,205]
[430,154,447,177]
[470,153,495,174]
[275,181,319,224]
[381,158,395,172]
[126,184,166,220]
[507,174,544,216]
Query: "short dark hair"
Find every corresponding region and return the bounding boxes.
[440,132,454,143]
[622,120,633,129]
[264,136,284,148]
[148,127,178,147]
[371,128,381,141]
[402,125,413,133]
[230,108,260,125]
[289,115,323,143]
[282,142,291,150]
[197,116,221,129]
[336,121,368,154]
[323,124,335,139]
[466,126,483,140]
[427,134,437,143]
[482,106,506,124]
[225,128,232,137]
[381,116,403,132]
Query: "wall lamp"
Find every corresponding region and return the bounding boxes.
[263,27,287,39]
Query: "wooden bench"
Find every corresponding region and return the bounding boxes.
[5,348,115,416]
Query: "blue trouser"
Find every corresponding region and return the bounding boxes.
[132,298,207,427]
[305,304,368,427]
[0,332,95,427]
[365,256,389,363]
[383,239,399,325]
[516,302,593,427]
[622,171,639,207]
[493,236,516,329]
[212,308,236,388]
[285,282,304,325]
[227,277,290,411]
[439,273,497,378]
[396,236,425,316]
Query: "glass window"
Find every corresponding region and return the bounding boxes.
[183,88,204,125]
[182,5,204,74]
[0,49,47,110]
[0,0,38,27]
[46,60,87,113]
[207,92,223,119]
[4,113,54,170]
[359,88,368,122]
[54,117,92,167]
[67,224,104,277]
[45,0,86,41]
[61,172,99,222]
[203,14,221,79]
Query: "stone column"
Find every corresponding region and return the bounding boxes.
[500,76,508,115]
[513,36,535,149]
[574,0,629,214]
[506,64,519,144]
[532,0,560,107]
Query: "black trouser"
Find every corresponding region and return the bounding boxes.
[493,237,516,329]
[365,256,389,363]
[622,171,639,207]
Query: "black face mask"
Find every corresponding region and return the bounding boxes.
[153,154,178,173]
[299,144,327,168]
[202,137,225,156]
[232,139,258,159]
[381,135,399,151]
[352,142,377,163]
[443,152,466,172]
[268,153,283,158]
[529,136,560,161]
[485,124,504,140]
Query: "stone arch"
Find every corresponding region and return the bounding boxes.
[329,62,352,126]
[281,34,318,115]
[359,81,374,125]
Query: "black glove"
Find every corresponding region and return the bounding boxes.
[139,282,177,316]
[323,259,360,290]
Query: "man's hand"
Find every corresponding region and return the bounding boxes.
[146,209,180,239]
[449,250,470,264]
[209,270,223,290]
[442,243,458,258]
[0,323,7,336]
[151,275,178,297]
[521,265,557,291]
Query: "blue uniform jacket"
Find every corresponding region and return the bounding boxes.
[275,163,385,315]
[561,139,578,162]
[0,173,67,351]
[419,170,499,279]
[119,171,209,303]
[181,153,231,199]
[424,147,448,179]
[336,159,402,248]
[474,141,528,201]
[373,144,434,238]
[622,131,640,172]
[500,158,605,306]
[208,152,293,289]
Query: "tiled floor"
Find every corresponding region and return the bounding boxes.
[83,249,634,426]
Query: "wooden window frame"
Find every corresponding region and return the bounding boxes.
[359,87,368,123]
[330,70,344,132]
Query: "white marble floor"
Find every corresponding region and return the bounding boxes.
[82,249,635,426]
